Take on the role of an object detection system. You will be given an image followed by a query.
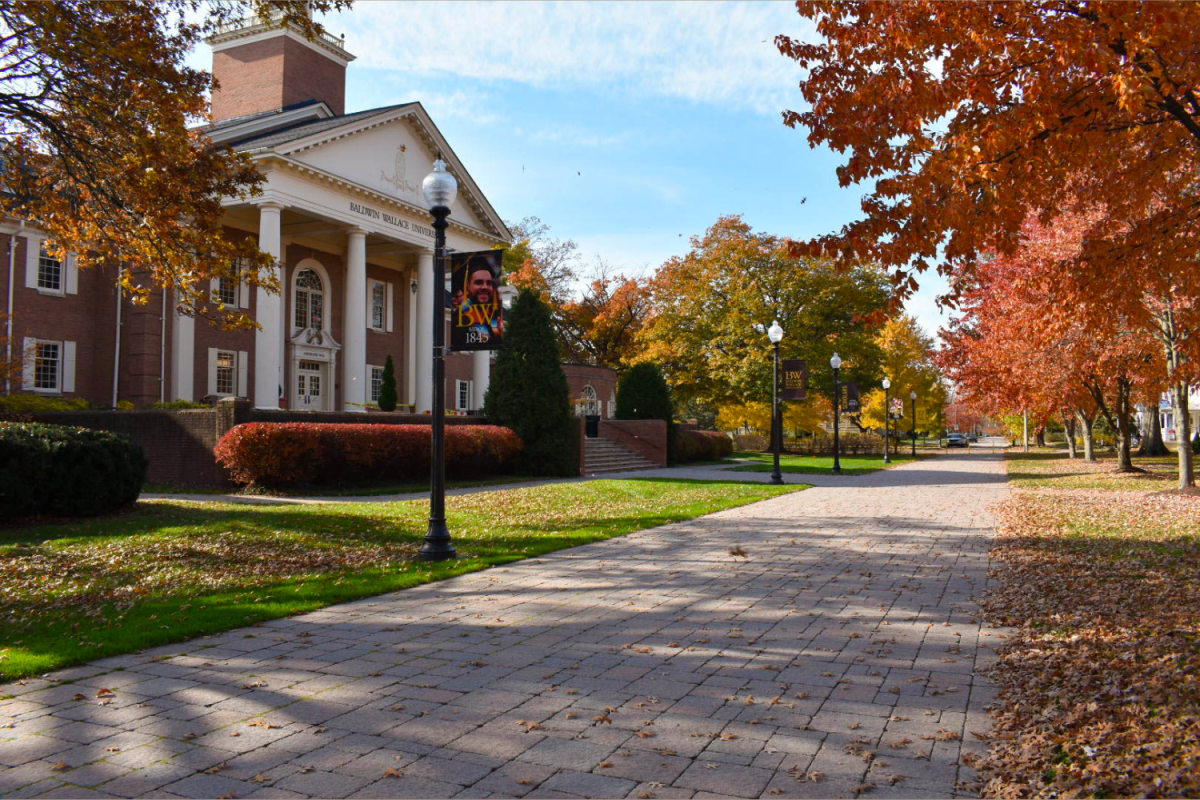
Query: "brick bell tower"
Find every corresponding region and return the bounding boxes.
[207,12,356,122]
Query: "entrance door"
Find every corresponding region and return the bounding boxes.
[296,360,325,410]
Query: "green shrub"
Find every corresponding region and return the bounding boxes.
[615,363,673,421]
[149,399,209,410]
[484,290,578,476]
[378,355,398,412]
[0,422,147,517]
[0,395,91,413]
[675,429,734,462]
[214,423,522,487]
[615,363,677,462]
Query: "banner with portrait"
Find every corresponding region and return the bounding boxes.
[889,397,905,419]
[449,250,504,351]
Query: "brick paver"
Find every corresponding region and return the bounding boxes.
[1,453,1008,799]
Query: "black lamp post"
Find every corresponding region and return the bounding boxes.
[767,320,784,485]
[418,157,458,562]
[882,377,891,464]
[910,389,918,458]
[830,352,842,474]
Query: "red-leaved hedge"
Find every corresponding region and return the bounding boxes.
[214,423,522,487]
[675,429,734,462]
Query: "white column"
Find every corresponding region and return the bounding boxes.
[406,268,418,408]
[254,202,283,409]
[415,249,434,413]
[472,350,489,412]
[343,227,368,412]
[171,292,194,402]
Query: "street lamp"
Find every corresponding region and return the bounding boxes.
[418,157,458,562]
[767,320,784,485]
[882,377,891,464]
[830,353,842,474]
[910,389,918,458]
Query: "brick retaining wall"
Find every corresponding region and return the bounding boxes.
[27,399,487,489]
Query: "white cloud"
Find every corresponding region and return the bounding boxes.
[331,1,813,115]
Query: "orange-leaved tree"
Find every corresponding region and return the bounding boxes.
[0,0,349,329]
[777,2,1200,314]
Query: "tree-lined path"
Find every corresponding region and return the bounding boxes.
[1,454,1008,800]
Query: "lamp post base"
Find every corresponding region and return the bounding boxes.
[418,519,457,562]
[769,472,784,485]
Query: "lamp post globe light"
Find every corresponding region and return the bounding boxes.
[910,389,918,458]
[830,352,842,475]
[881,377,891,464]
[419,157,458,562]
[767,320,784,485]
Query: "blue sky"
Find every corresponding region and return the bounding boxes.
[199,1,952,339]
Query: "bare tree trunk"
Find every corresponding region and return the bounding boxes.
[1137,403,1169,457]
[1150,300,1194,488]
[1062,411,1078,458]
[1174,381,1195,488]
[1077,410,1096,462]
[1035,426,1046,448]
[1086,379,1137,470]
[1115,380,1135,472]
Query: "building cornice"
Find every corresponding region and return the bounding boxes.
[250,154,506,246]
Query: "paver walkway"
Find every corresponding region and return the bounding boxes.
[2,452,1009,800]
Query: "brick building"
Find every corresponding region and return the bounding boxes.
[2,14,510,413]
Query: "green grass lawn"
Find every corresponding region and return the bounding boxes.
[729,451,917,475]
[1006,451,1181,490]
[0,478,801,680]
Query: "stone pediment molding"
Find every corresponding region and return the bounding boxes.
[290,327,342,352]
[266,104,508,241]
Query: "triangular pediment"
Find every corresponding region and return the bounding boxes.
[273,105,507,241]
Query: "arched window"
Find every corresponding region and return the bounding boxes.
[608,389,616,419]
[294,268,325,331]
[580,384,599,416]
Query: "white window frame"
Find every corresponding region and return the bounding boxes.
[22,337,75,394]
[207,347,249,398]
[369,279,393,332]
[369,364,384,403]
[24,237,77,296]
[456,379,472,412]
[209,259,250,309]
[37,245,62,293]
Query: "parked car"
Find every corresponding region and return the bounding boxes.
[946,433,969,448]
[967,433,978,443]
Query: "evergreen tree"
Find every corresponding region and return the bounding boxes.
[616,363,673,421]
[484,290,577,475]
[615,362,678,463]
[378,355,398,412]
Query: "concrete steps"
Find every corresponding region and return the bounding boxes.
[583,437,659,474]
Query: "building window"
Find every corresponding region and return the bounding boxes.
[370,365,384,403]
[579,384,599,416]
[214,261,240,306]
[456,379,472,411]
[294,268,325,331]
[215,350,236,395]
[370,281,386,330]
[34,341,60,391]
[608,390,616,419]
[38,245,61,292]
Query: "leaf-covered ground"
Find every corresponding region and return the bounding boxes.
[1008,451,1179,490]
[978,454,1200,798]
[0,478,800,681]
[729,452,917,475]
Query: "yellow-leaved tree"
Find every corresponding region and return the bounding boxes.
[858,316,947,435]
